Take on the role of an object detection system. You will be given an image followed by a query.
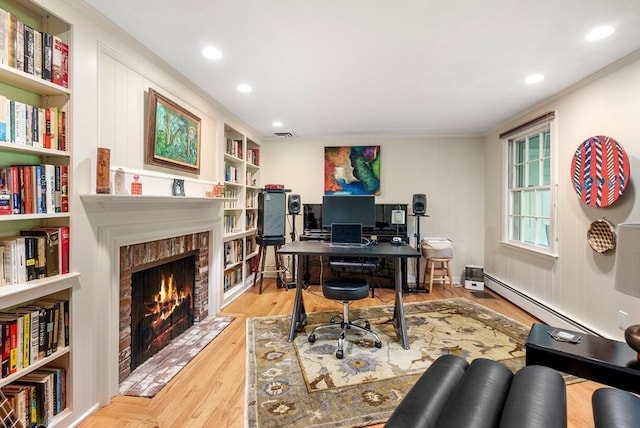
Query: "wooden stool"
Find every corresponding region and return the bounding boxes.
[252,243,286,294]
[423,258,454,292]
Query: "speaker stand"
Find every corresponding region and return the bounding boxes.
[286,213,299,289]
[252,235,287,293]
[405,213,430,294]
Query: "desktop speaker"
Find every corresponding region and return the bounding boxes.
[288,194,301,215]
[412,194,427,215]
[258,191,286,237]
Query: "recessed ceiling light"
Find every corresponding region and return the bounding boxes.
[585,26,615,42]
[237,83,252,93]
[202,46,222,60]
[525,74,544,84]
[272,121,283,128]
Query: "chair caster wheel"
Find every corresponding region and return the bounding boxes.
[375,341,382,348]
[308,334,316,343]
[336,350,344,359]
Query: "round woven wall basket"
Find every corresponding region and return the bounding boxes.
[587,218,616,253]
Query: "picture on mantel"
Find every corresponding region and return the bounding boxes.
[324,146,381,195]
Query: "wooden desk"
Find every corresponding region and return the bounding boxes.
[278,241,420,349]
[526,323,640,393]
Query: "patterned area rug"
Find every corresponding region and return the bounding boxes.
[245,298,531,428]
[120,315,234,398]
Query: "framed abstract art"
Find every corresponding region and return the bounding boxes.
[324,146,381,195]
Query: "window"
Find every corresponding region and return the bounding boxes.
[501,112,555,253]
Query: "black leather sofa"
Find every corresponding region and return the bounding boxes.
[592,387,640,428]
[385,354,567,428]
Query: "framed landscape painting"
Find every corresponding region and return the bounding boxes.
[324,145,381,195]
[145,88,201,174]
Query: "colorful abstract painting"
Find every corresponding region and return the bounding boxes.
[324,146,381,195]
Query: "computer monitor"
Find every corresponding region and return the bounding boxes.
[303,203,323,231]
[321,195,375,227]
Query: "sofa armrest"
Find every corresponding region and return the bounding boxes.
[385,354,468,428]
[436,358,513,428]
[500,365,567,428]
[592,387,640,428]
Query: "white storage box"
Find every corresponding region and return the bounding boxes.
[421,238,453,259]
[464,265,484,290]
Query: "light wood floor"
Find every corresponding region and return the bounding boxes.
[79,279,603,428]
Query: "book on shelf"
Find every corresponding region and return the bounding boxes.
[1,385,27,427]
[19,228,60,278]
[0,237,25,285]
[51,36,68,88]
[42,32,52,82]
[0,317,18,376]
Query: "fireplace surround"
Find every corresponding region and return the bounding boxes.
[82,193,225,404]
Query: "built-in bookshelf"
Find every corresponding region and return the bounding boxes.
[0,0,76,426]
[222,124,260,305]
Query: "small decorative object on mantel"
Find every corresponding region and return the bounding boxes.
[131,175,142,195]
[96,147,111,194]
[206,184,224,198]
[587,218,616,253]
[172,179,186,196]
[571,135,630,208]
[114,168,126,194]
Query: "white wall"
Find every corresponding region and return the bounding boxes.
[34,0,264,421]
[260,135,485,283]
[483,53,640,340]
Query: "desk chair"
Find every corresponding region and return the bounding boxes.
[307,277,382,359]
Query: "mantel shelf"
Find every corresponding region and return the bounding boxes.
[80,194,233,211]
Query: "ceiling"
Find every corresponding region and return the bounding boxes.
[84,0,640,138]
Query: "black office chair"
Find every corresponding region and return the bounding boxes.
[307,277,382,359]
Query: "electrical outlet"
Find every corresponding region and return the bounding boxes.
[618,310,629,330]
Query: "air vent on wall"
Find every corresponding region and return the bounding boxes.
[274,131,296,137]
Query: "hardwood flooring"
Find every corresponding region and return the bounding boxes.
[79,279,603,428]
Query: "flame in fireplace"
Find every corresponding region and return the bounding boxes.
[145,273,191,323]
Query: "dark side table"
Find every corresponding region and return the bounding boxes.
[526,323,640,393]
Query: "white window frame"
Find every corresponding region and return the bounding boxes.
[502,117,558,258]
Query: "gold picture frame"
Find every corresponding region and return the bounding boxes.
[145,88,201,174]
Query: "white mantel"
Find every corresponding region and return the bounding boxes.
[81,193,227,404]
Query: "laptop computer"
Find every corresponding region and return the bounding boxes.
[330,223,364,247]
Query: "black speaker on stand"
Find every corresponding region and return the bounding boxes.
[287,194,301,288]
[407,194,429,293]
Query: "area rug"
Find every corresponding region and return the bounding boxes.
[245,298,531,428]
[120,315,234,398]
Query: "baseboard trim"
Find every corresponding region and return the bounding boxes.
[484,274,601,336]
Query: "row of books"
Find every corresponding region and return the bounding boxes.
[224,164,240,184]
[2,366,67,426]
[223,188,239,209]
[246,189,258,208]
[246,212,256,230]
[224,239,243,267]
[225,138,243,159]
[1,298,69,378]
[0,164,69,216]
[246,148,260,166]
[223,265,242,291]
[0,7,69,88]
[0,95,67,150]
[0,227,70,286]
[223,214,239,234]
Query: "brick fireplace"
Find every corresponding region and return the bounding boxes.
[118,232,209,383]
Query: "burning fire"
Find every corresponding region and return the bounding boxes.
[145,273,191,323]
